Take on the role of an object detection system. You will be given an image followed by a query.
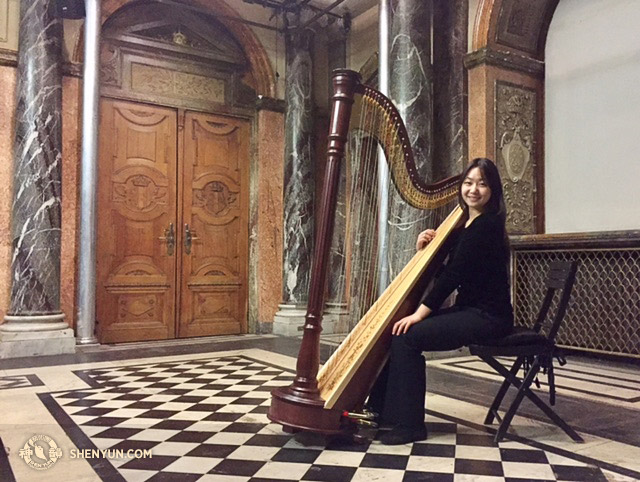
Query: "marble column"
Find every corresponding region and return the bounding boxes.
[386,0,435,279]
[0,0,75,358]
[323,23,349,334]
[433,0,468,178]
[273,28,315,335]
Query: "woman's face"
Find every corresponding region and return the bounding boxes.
[461,167,492,212]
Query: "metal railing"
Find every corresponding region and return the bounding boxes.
[510,231,640,358]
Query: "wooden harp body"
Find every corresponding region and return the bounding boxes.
[268,69,462,434]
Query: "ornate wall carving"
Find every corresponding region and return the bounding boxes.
[194,181,238,217]
[100,0,275,97]
[495,81,536,234]
[100,2,252,110]
[113,174,168,213]
[130,63,225,104]
[100,45,122,87]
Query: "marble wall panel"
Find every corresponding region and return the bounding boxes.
[256,109,284,323]
[61,76,81,328]
[0,65,16,322]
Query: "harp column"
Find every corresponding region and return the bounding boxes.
[387,0,435,279]
[273,27,316,336]
[323,21,349,334]
[0,0,75,358]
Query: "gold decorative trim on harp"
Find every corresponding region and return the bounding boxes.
[352,84,460,210]
[268,69,462,434]
[318,207,463,408]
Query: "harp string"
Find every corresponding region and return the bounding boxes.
[323,90,459,353]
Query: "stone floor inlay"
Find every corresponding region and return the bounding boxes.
[18,354,634,481]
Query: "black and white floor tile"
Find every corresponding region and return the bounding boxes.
[0,374,44,390]
[430,355,640,409]
[28,355,639,482]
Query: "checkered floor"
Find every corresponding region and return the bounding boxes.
[40,356,626,481]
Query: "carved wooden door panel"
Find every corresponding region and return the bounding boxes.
[178,112,249,337]
[97,99,178,343]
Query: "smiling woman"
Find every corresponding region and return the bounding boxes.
[369,157,514,445]
[460,168,492,215]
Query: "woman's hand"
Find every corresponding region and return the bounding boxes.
[416,229,436,251]
[392,314,422,335]
[392,304,432,335]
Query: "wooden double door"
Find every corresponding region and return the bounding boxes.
[96,98,249,343]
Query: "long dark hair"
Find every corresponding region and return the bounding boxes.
[458,157,510,254]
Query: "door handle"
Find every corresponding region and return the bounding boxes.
[184,223,199,255]
[159,223,175,256]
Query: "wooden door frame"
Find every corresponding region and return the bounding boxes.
[97,95,254,341]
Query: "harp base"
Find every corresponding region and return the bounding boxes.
[268,385,345,434]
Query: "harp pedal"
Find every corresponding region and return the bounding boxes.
[342,410,378,428]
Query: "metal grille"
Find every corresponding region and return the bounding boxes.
[513,248,640,357]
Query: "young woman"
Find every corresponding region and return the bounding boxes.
[375,157,514,445]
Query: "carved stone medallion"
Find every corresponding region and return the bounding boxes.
[496,81,536,234]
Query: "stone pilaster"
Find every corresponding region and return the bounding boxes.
[0,0,75,358]
[386,0,435,279]
[273,28,315,335]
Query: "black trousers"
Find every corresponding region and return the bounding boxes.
[369,306,512,428]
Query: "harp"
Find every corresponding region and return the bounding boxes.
[268,69,463,434]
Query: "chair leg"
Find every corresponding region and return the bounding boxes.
[484,356,584,443]
[482,355,524,425]
[518,384,584,443]
[494,359,541,443]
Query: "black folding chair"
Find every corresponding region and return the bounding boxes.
[468,260,583,443]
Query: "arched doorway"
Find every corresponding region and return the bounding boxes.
[95,2,255,342]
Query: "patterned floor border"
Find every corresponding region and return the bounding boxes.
[26,353,640,481]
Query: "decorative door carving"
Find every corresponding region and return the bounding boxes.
[97,101,249,342]
[178,112,249,337]
[97,99,178,343]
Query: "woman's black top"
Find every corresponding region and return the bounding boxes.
[420,212,513,322]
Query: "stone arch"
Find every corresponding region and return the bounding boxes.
[73,0,275,96]
[472,0,559,60]
[467,0,561,234]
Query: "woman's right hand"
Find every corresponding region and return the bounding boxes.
[392,313,422,335]
[416,229,436,251]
